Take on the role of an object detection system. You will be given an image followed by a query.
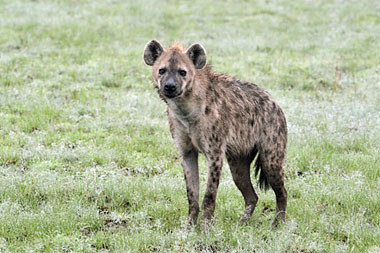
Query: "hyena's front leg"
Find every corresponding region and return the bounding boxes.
[202,150,224,222]
[180,149,200,225]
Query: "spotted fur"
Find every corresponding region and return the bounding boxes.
[143,40,288,226]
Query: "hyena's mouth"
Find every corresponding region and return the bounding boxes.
[163,90,183,99]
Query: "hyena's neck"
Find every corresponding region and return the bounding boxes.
[167,96,203,121]
[167,78,206,131]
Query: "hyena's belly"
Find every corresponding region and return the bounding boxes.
[225,124,260,157]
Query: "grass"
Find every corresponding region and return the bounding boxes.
[1,0,379,251]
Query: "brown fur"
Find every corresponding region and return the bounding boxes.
[143,40,288,226]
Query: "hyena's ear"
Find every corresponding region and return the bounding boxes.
[143,40,164,66]
[186,44,206,69]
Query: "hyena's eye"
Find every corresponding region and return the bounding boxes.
[159,68,166,75]
[178,70,187,77]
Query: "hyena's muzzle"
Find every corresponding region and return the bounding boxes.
[160,72,183,99]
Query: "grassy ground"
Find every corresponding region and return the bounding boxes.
[1,0,380,251]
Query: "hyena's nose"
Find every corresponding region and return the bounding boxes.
[164,83,176,93]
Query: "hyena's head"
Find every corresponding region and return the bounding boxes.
[143,40,206,99]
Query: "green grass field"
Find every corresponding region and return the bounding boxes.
[1,0,380,251]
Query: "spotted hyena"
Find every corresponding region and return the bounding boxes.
[143,40,288,226]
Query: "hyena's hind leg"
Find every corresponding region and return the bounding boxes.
[270,174,287,227]
[259,147,288,227]
[227,155,258,223]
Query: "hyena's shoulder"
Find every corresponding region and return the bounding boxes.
[203,68,274,106]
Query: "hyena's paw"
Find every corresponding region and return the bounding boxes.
[201,206,215,230]
[187,212,199,226]
[202,210,214,222]
[239,205,255,224]
[271,210,286,228]
[201,216,215,231]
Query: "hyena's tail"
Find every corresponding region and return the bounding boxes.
[253,146,270,191]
